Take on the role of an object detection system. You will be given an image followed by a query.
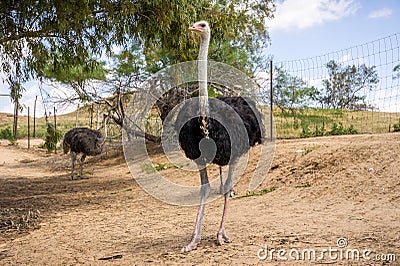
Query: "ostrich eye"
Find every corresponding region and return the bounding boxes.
[199,23,206,27]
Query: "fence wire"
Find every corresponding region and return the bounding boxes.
[259,33,400,138]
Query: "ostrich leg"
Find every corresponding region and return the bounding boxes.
[217,160,237,245]
[182,166,210,252]
[79,154,88,179]
[71,152,77,180]
[219,166,224,195]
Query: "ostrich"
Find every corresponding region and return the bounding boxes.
[63,116,108,180]
[177,21,264,252]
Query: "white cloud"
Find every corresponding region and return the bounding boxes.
[368,8,393,19]
[267,0,360,31]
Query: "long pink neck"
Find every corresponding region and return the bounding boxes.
[198,31,210,117]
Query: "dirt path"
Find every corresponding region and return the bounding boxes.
[0,133,399,265]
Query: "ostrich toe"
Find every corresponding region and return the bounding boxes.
[181,239,200,252]
[217,231,231,245]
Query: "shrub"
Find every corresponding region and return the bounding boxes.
[0,127,16,145]
[328,122,358,135]
[42,123,63,152]
[393,119,400,132]
[314,124,326,137]
[300,120,312,138]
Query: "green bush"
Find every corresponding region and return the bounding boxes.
[300,120,312,138]
[42,123,63,152]
[314,124,326,137]
[328,122,358,135]
[0,127,16,145]
[393,119,400,132]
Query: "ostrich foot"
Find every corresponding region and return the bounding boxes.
[181,238,200,252]
[217,231,231,245]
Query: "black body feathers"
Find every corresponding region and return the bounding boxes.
[176,96,264,166]
[63,127,104,156]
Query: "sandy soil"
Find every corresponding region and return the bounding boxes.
[0,133,399,265]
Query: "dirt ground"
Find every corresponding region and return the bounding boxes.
[0,133,399,265]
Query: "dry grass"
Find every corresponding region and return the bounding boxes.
[273,108,400,138]
[1,105,400,140]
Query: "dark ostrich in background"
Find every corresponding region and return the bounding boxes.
[63,118,107,180]
[178,21,265,252]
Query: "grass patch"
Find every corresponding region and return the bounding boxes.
[110,188,133,195]
[1,104,399,141]
[302,145,321,156]
[234,187,276,200]
[273,107,399,139]
[295,183,312,188]
[141,162,183,173]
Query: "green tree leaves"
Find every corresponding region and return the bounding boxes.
[320,60,379,110]
[393,64,400,80]
[273,67,319,112]
[0,0,275,83]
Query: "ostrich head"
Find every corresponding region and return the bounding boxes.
[189,21,210,36]
[189,20,210,63]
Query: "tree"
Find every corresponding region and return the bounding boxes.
[9,77,25,140]
[97,45,160,141]
[1,0,275,82]
[1,1,275,140]
[41,57,108,106]
[273,67,319,112]
[394,64,400,80]
[320,60,379,110]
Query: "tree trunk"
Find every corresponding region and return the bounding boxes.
[13,100,19,140]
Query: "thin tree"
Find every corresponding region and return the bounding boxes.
[320,60,379,110]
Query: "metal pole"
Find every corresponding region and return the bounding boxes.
[28,107,30,149]
[269,60,273,141]
[96,103,100,130]
[54,106,57,154]
[90,104,93,129]
[33,96,37,137]
[75,104,79,127]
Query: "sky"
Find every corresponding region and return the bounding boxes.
[1,0,400,116]
[267,0,400,61]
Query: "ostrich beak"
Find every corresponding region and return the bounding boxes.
[189,25,203,32]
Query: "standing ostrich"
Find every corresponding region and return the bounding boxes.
[63,116,108,180]
[177,21,264,252]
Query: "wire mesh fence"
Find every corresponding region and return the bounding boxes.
[2,34,400,141]
[258,33,400,139]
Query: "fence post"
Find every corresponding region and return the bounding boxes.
[54,106,57,154]
[90,103,93,129]
[96,103,100,130]
[270,60,273,141]
[75,104,79,127]
[33,96,37,138]
[28,107,30,149]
